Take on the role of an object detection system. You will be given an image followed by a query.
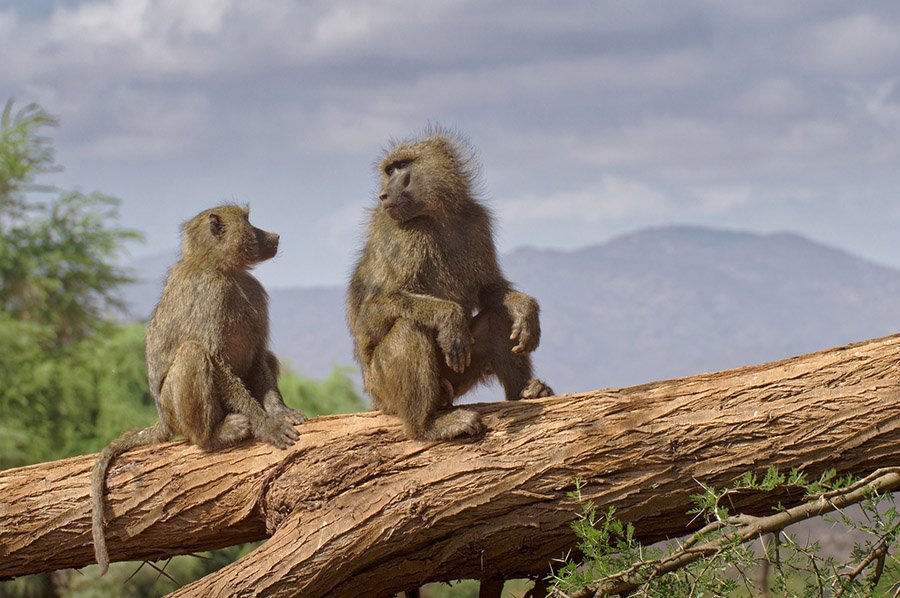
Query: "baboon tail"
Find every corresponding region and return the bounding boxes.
[91,421,169,575]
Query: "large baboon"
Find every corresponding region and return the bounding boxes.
[347,129,553,441]
[90,204,305,573]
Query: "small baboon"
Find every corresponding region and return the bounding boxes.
[347,129,553,441]
[90,204,305,573]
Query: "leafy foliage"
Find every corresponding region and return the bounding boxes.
[0,100,58,219]
[0,320,153,468]
[0,99,140,346]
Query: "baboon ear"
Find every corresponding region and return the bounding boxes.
[209,213,224,238]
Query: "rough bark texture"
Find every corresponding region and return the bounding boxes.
[2,335,900,597]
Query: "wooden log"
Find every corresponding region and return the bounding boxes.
[2,335,900,597]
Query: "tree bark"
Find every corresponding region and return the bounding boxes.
[2,334,900,597]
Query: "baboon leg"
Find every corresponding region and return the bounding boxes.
[461,308,553,400]
[246,350,307,424]
[369,319,440,437]
[159,341,251,450]
[369,319,481,440]
[420,408,484,440]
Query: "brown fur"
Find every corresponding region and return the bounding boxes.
[90,204,305,573]
[347,129,553,440]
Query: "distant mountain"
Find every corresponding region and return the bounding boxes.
[121,225,900,396]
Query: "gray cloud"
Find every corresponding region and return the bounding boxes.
[2,0,900,286]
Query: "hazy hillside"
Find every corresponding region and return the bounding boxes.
[121,225,900,396]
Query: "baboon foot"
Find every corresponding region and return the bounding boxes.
[206,413,251,449]
[263,390,308,425]
[255,416,301,450]
[520,379,554,400]
[421,409,484,441]
[273,405,307,425]
[283,407,308,425]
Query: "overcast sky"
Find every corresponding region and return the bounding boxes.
[3,0,900,288]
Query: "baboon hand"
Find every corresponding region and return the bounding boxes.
[256,416,300,450]
[510,313,540,354]
[436,307,473,373]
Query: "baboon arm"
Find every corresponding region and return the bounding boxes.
[358,290,473,374]
[502,290,539,322]
[212,354,275,425]
[247,350,280,404]
[361,290,467,333]
[211,353,301,447]
[248,351,307,424]
[479,284,541,354]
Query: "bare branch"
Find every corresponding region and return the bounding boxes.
[833,521,899,597]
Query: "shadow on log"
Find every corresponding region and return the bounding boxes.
[2,335,900,596]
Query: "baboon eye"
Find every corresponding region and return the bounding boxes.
[385,159,411,175]
[209,213,225,238]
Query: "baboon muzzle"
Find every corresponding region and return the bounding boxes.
[256,228,279,260]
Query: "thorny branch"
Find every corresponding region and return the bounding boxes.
[560,468,900,598]
[832,520,899,597]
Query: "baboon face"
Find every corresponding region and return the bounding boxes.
[379,157,421,222]
[378,135,470,222]
[183,205,279,268]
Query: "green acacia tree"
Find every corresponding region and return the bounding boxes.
[0,99,144,468]
[0,101,57,220]
[0,99,141,346]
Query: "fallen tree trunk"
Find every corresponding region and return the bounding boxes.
[2,335,900,596]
